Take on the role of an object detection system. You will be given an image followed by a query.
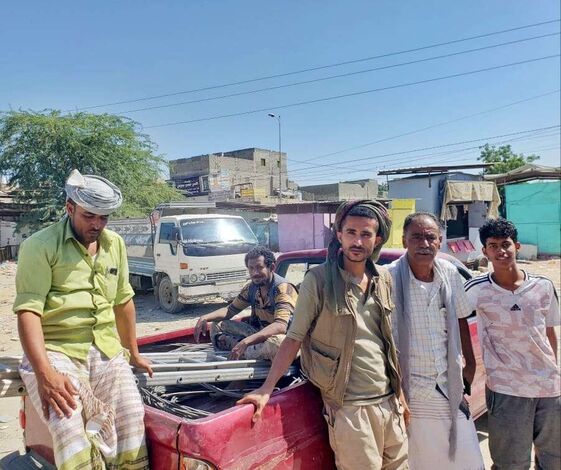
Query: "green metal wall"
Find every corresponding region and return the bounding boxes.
[505,181,561,255]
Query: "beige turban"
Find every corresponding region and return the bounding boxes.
[327,199,392,263]
[65,169,122,215]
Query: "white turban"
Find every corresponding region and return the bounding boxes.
[65,169,122,215]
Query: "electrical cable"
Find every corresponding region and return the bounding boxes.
[145,55,560,129]
[288,130,561,180]
[118,32,559,115]
[287,90,561,166]
[70,19,560,111]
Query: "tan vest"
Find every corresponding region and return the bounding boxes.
[300,262,402,410]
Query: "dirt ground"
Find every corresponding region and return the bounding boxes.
[0,258,559,467]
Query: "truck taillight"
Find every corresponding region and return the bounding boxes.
[181,456,216,470]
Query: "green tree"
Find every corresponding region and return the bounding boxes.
[377,181,388,197]
[478,144,540,174]
[0,110,183,231]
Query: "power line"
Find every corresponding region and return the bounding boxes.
[118,32,559,115]
[286,125,560,175]
[309,140,561,182]
[295,140,561,184]
[228,127,560,184]
[287,89,561,167]
[182,136,560,189]
[145,55,560,129]
[70,18,560,112]
[291,128,560,179]
[291,138,560,183]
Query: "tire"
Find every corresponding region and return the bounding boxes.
[157,276,184,314]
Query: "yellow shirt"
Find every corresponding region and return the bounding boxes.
[13,217,135,361]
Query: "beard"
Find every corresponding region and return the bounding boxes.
[342,246,371,263]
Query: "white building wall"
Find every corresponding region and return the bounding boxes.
[0,221,27,247]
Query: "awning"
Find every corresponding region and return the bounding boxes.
[483,163,561,185]
[440,180,501,221]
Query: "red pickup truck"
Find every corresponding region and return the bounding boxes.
[7,248,485,470]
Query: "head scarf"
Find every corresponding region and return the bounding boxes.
[327,199,392,263]
[65,169,122,215]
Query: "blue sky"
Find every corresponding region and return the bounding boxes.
[2,1,560,185]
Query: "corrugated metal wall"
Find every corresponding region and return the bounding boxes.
[506,181,561,255]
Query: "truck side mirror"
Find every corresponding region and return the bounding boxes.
[170,227,180,246]
[168,227,180,255]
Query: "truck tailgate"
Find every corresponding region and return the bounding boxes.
[128,256,155,277]
[144,407,183,470]
[176,381,335,470]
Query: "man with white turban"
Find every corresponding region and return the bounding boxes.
[14,170,152,470]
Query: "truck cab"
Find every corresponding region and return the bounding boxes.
[108,205,259,313]
[153,214,258,312]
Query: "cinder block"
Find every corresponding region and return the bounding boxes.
[517,244,538,261]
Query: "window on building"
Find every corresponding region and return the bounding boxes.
[277,160,281,168]
[260,158,266,166]
[446,205,469,238]
[201,175,210,192]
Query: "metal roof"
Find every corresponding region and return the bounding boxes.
[483,163,561,185]
[378,163,492,176]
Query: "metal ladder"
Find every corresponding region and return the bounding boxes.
[0,351,297,397]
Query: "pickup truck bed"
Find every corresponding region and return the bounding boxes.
[139,327,335,470]
[0,325,335,470]
[128,256,155,278]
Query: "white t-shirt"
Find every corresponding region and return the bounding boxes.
[465,271,560,398]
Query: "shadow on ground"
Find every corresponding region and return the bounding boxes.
[133,291,229,324]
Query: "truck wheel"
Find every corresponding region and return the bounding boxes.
[158,276,184,314]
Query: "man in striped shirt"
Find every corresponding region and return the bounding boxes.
[194,246,297,360]
[465,218,560,470]
[388,212,483,470]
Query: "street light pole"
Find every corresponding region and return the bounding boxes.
[268,113,282,202]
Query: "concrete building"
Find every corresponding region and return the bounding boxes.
[0,186,31,261]
[300,179,378,201]
[387,172,481,215]
[169,148,290,204]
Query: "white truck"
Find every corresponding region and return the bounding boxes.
[108,202,258,313]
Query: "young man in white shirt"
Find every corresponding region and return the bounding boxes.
[465,218,560,470]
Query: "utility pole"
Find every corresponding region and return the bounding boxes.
[268,113,282,202]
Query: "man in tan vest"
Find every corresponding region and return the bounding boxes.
[238,200,408,470]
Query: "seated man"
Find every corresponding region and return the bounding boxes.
[14,170,152,470]
[194,246,297,360]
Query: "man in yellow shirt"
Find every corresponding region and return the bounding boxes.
[14,169,152,470]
